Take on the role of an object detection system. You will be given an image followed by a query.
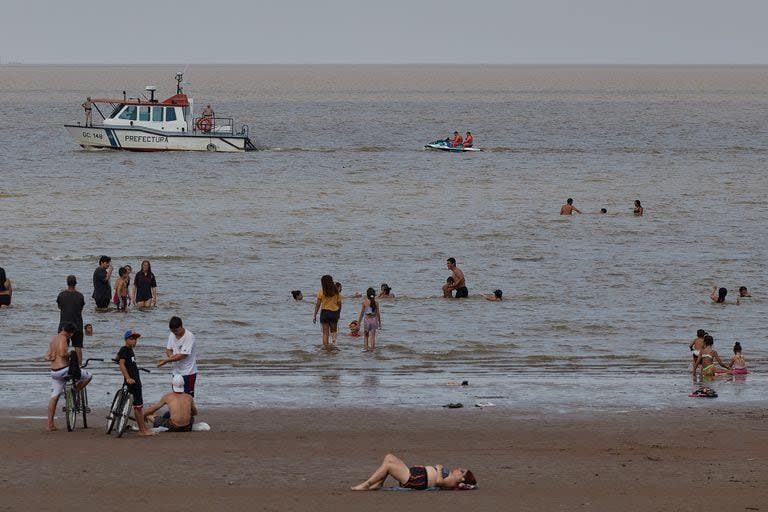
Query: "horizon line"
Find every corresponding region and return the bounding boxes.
[2,61,768,67]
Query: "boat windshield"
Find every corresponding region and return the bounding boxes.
[118,106,137,120]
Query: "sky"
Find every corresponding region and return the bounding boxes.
[2,0,768,64]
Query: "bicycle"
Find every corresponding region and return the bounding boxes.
[106,362,150,437]
[63,358,103,432]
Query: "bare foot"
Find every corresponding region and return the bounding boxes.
[47,426,58,432]
[350,482,371,491]
[138,431,156,437]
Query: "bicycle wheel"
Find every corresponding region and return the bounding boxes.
[81,387,89,429]
[106,389,123,434]
[116,393,133,438]
[64,382,77,432]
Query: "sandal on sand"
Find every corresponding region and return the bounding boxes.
[689,387,717,398]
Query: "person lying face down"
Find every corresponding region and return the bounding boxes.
[351,453,477,491]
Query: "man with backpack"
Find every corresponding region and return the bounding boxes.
[45,322,92,431]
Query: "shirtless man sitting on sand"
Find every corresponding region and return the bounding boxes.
[143,375,198,432]
[46,322,92,431]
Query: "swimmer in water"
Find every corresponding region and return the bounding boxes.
[483,289,503,301]
[348,320,360,337]
[693,335,729,379]
[710,286,728,304]
[291,290,304,301]
[377,283,394,299]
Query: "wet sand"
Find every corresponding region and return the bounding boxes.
[2,405,767,511]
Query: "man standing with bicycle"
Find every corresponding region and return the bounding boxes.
[157,316,198,396]
[45,323,92,431]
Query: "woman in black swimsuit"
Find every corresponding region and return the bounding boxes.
[351,453,476,491]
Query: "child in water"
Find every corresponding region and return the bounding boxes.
[348,320,360,337]
[115,267,130,311]
[689,329,707,363]
[483,290,503,301]
[358,288,382,351]
[728,342,748,374]
[443,277,455,298]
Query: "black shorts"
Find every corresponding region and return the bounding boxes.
[401,466,428,490]
[153,412,193,432]
[126,382,143,407]
[0,295,10,306]
[455,286,469,298]
[69,330,84,348]
[319,309,340,328]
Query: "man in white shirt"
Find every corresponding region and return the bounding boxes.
[157,316,198,396]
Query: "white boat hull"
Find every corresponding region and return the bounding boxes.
[424,143,480,152]
[65,125,254,152]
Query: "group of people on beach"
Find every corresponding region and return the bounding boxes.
[38,255,198,436]
[91,255,158,310]
[293,258,503,351]
[560,197,644,216]
[690,329,748,379]
[710,285,751,305]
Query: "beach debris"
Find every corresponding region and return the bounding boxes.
[443,402,463,408]
[475,402,495,408]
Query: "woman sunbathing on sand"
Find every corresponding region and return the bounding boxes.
[351,453,476,491]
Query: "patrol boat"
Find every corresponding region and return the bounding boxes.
[64,73,257,152]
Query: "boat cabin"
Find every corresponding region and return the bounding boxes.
[102,89,191,132]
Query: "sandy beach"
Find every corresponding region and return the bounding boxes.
[2,405,766,511]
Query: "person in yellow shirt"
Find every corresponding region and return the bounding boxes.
[313,274,342,349]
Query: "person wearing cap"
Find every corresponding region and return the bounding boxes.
[158,316,198,396]
[117,330,153,436]
[57,275,86,365]
[143,375,198,432]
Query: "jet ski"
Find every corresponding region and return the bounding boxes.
[424,139,480,152]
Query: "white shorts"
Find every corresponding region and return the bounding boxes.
[50,367,92,399]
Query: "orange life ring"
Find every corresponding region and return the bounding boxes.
[196,117,212,133]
